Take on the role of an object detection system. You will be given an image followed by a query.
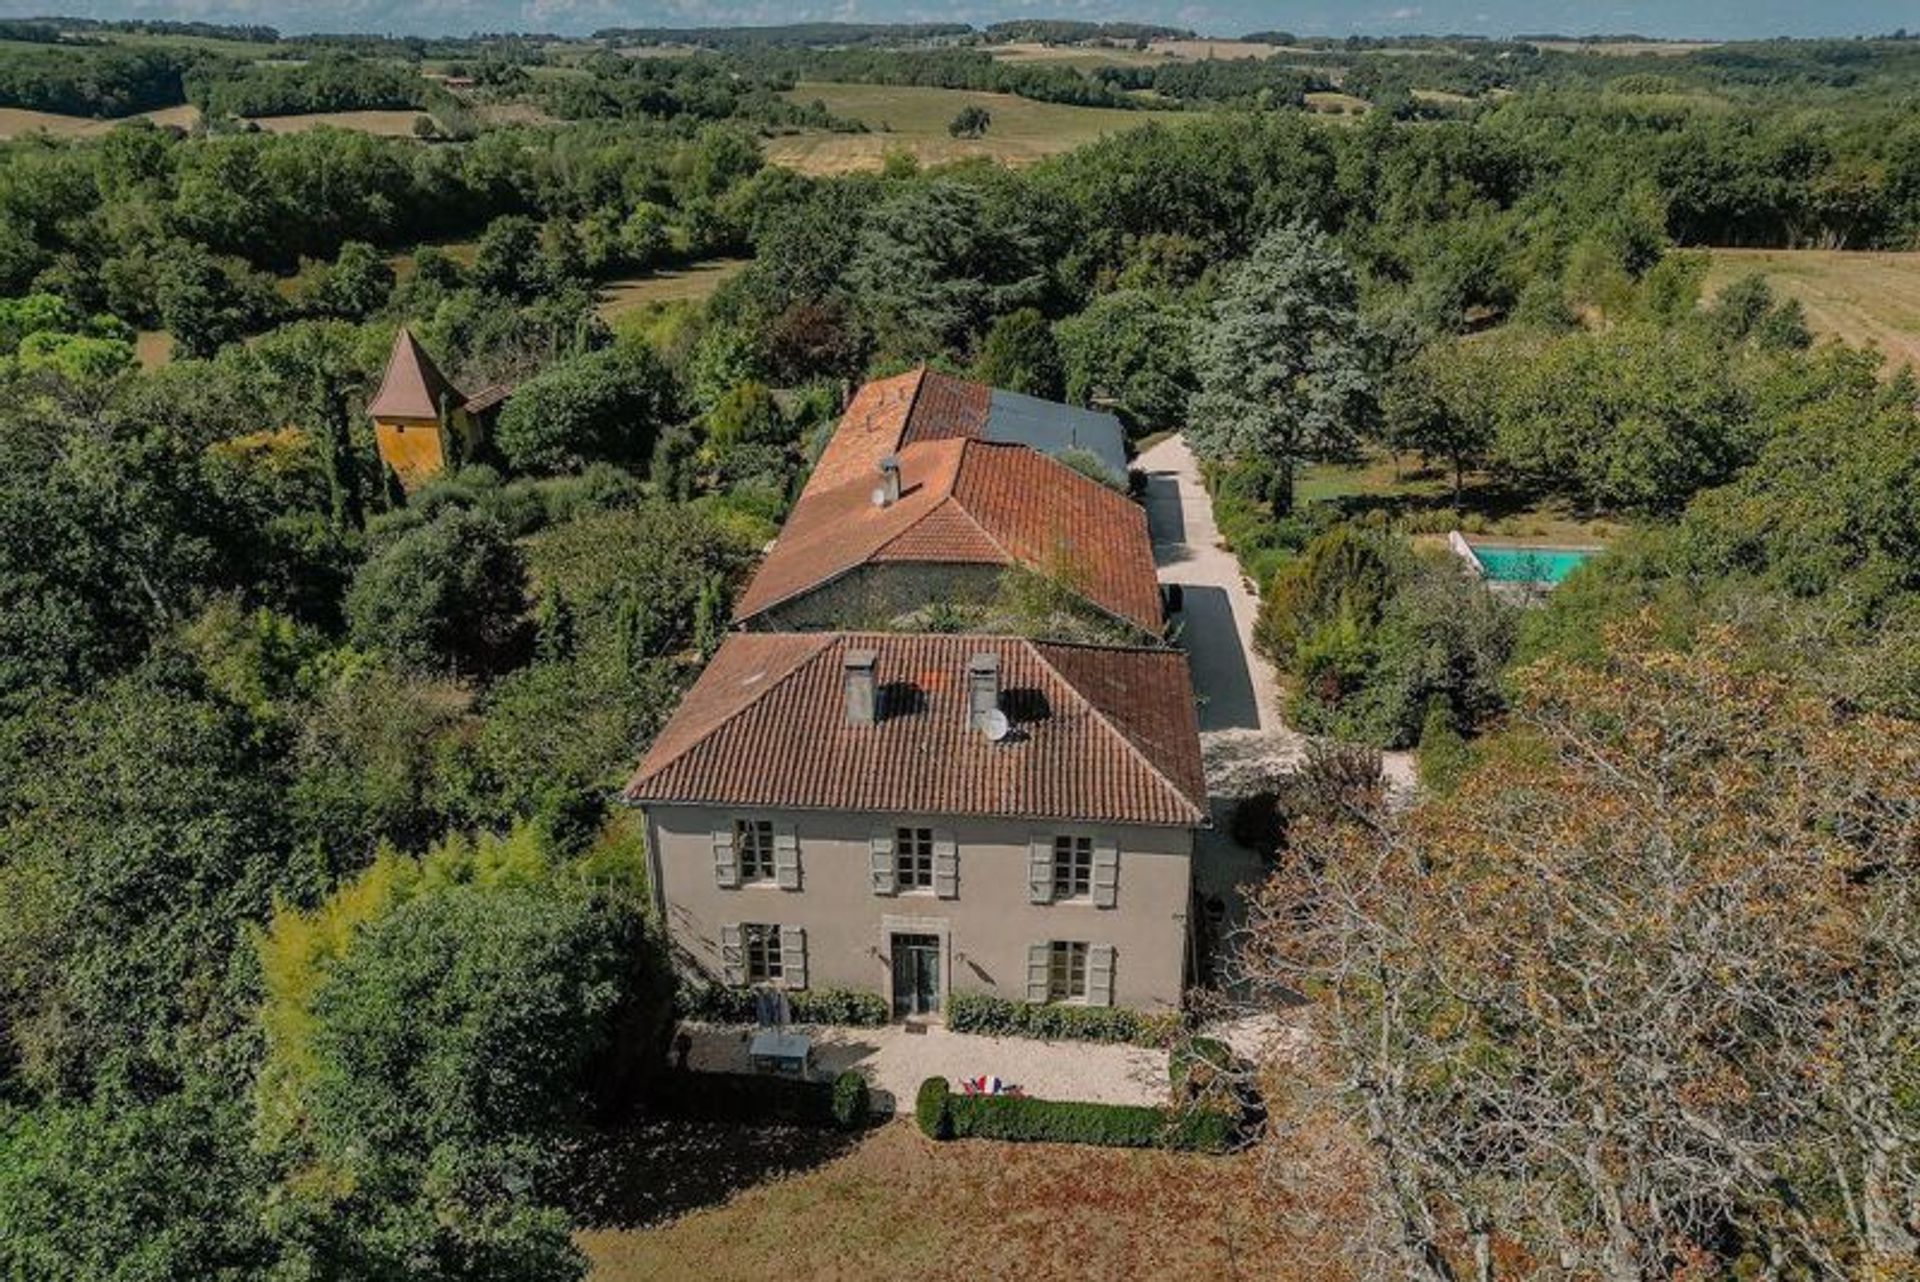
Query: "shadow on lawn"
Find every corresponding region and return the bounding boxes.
[564,1114,864,1231]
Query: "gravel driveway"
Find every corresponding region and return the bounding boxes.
[683,1021,1170,1115]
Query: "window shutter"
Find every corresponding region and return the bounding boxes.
[1088,943,1115,1007]
[780,926,808,990]
[773,821,801,891]
[933,829,958,899]
[1092,836,1120,909]
[1028,835,1054,905]
[720,923,745,985]
[1026,943,1051,1003]
[713,823,739,890]
[869,827,897,896]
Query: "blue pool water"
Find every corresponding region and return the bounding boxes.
[1470,544,1596,585]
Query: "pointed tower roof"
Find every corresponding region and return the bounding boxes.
[367,327,464,421]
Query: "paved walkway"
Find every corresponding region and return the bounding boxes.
[1138,434,1414,954]
[683,1021,1169,1115]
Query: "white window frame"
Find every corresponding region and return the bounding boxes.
[735,818,776,884]
[1052,834,1094,901]
[1048,940,1089,1002]
[744,923,784,982]
[894,825,935,892]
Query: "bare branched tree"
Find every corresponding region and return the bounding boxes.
[1236,618,1920,1279]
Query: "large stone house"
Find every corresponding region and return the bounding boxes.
[627,372,1207,1018]
[623,632,1207,1014]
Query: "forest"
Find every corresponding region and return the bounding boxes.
[0,24,1918,1281]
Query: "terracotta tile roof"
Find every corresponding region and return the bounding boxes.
[624,633,1207,828]
[462,383,514,415]
[808,369,923,493]
[367,327,465,421]
[898,370,989,444]
[732,437,1161,633]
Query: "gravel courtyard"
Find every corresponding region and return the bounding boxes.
[681,1020,1172,1114]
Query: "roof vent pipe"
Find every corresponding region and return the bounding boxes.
[844,648,878,726]
[966,653,1000,735]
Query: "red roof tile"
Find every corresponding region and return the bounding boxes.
[734,437,1161,633]
[367,327,465,421]
[898,370,990,444]
[624,633,1207,827]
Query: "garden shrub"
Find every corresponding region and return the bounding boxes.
[678,983,890,1027]
[944,992,1182,1047]
[830,1070,871,1130]
[923,1083,1237,1152]
[915,1076,952,1140]
[653,1069,869,1130]
[1169,1036,1237,1096]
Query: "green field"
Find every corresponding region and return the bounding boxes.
[1703,247,1920,372]
[595,258,750,320]
[769,82,1193,173]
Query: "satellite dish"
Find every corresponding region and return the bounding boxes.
[983,709,1012,742]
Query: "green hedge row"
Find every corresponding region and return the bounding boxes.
[945,991,1183,1047]
[654,1068,871,1130]
[678,983,891,1027]
[913,1076,1236,1152]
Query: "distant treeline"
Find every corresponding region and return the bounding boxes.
[33,16,280,43]
[532,55,855,129]
[0,45,191,117]
[981,21,1194,43]
[593,22,971,49]
[186,53,440,118]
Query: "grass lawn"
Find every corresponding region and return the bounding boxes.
[1297,452,1624,545]
[246,110,425,136]
[1702,247,1920,373]
[767,83,1194,174]
[595,258,750,320]
[579,1119,1346,1281]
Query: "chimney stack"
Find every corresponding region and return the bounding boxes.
[966,652,1000,734]
[843,648,878,725]
[874,453,901,507]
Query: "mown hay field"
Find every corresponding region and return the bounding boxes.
[768,82,1195,174]
[1703,247,1920,372]
[0,104,197,139]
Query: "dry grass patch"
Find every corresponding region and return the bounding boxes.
[580,1119,1348,1282]
[1702,247,1920,373]
[0,104,198,139]
[246,110,425,136]
[1305,91,1370,116]
[134,331,173,370]
[595,258,750,319]
[768,83,1191,174]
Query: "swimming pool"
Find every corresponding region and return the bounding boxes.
[1468,543,1596,585]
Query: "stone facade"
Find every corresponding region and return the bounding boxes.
[644,803,1194,1012]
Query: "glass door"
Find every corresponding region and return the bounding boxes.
[890,934,941,1018]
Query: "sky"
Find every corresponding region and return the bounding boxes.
[9,0,1913,40]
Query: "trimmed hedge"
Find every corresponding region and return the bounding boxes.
[915,1076,953,1140]
[678,983,890,1027]
[655,1069,872,1131]
[945,991,1183,1047]
[831,1069,871,1128]
[914,1076,1234,1152]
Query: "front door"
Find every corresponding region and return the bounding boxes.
[890,934,941,1018]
